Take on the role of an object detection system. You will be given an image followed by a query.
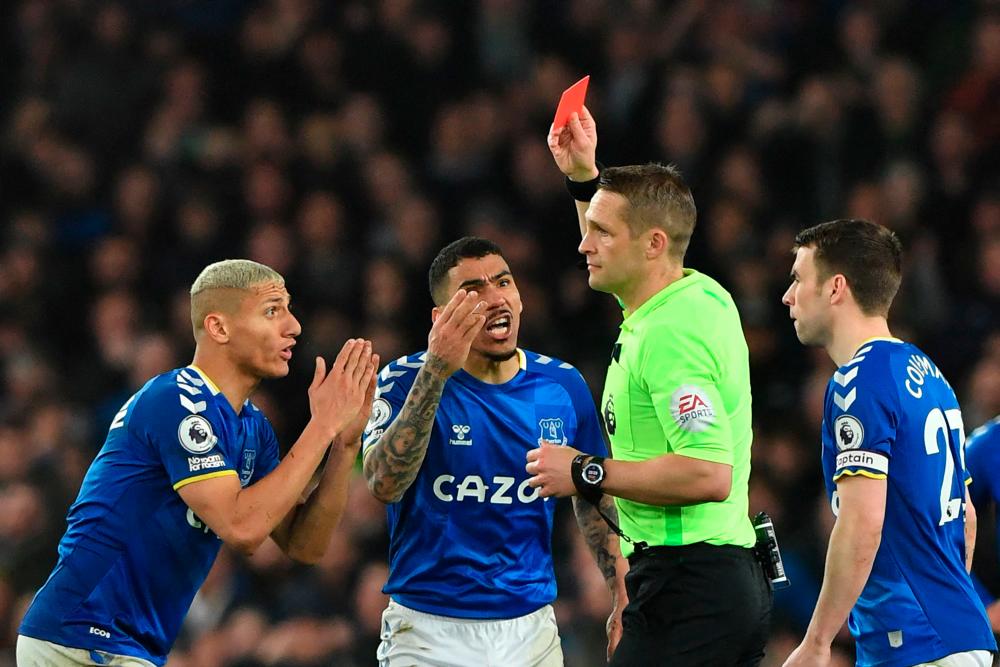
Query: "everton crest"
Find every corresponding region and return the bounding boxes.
[538,418,567,445]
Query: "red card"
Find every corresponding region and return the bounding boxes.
[552,75,590,130]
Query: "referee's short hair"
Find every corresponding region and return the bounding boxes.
[598,163,697,261]
[794,219,903,317]
[428,237,505,305]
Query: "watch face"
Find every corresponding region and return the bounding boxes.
[582,462,604,485]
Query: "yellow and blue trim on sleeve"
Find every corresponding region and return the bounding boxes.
[834,449,889,483]
[173,469,238,490]
[833,469,888,482]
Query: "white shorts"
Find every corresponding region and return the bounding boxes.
[912,650,994,667]
[377,599,564,667]
[16,635,157,666]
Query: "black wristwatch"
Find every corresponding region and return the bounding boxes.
[572,454,606,505]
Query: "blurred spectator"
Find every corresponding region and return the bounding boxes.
[2,1,1000,665]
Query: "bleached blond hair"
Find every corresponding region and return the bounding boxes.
[189,259,284,334]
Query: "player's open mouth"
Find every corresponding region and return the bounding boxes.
[280,344,294,360]
[485,313,512,341]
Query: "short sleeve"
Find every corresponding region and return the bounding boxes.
[565,370,607,458]
[827,368,896,483]
[363,357,421,456]
[132,380,238,491]
[641,333,735,465]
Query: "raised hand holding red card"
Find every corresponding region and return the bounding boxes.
[547,99,598,184]
[552,75,590,131]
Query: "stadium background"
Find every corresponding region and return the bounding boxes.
[0,0,998,665]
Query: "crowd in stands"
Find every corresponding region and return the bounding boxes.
[1,1,998,664]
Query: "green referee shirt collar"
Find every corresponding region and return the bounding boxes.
[619,268,702,331]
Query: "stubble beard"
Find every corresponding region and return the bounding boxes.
[796,320,829,349]
[482,348,518,363]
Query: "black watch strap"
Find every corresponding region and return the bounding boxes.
[571,454,606,505]
[565,161,604,202]
[569,455,646,551]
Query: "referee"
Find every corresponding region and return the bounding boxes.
[526,106,771,665]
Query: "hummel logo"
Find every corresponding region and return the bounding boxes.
[449,424,472,446]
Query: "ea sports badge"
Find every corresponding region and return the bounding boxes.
[178,415,217,454]
[670,385,716,433]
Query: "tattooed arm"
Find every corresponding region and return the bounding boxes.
[573,495,629,660]
[363,288,486,505]
[364,358,448,503]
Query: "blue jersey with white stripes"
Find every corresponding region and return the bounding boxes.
[966,417,1000,606]
[363,349,606,619]
[20,367,280,665]
[820,339,994,666]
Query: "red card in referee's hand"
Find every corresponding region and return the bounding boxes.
[552,75,590,130]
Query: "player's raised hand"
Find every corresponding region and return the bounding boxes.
[308,339,378,441]
[426,289,487,379]
[333,351,380,449]
[548,105,599,182]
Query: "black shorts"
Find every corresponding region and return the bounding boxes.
[609,542,772,667]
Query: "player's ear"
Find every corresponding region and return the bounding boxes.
[431,306,441,323]
[203,313,231,344]
[645,229,668,259]
[828,274,849,305]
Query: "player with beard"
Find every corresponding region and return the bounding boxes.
[362,237,628,666]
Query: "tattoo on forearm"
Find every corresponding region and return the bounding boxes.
[573,495,620,585]
[363,358,447,501]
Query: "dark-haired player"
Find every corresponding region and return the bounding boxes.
[363,237,627,666]
[782,219,995,667]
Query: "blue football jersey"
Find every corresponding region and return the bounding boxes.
[965,417,1000,607]
[20,366,280,665]
[820,339,995,666]
[362,349,607,619]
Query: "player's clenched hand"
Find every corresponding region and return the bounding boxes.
[525,441,581,497]
[782,641,831,667]
[425,289,486,379]
[308,339,378,441]
[547,105,599,182]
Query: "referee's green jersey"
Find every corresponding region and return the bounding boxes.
[602,269,756,556]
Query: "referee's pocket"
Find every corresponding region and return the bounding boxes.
[623,562,674,630]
